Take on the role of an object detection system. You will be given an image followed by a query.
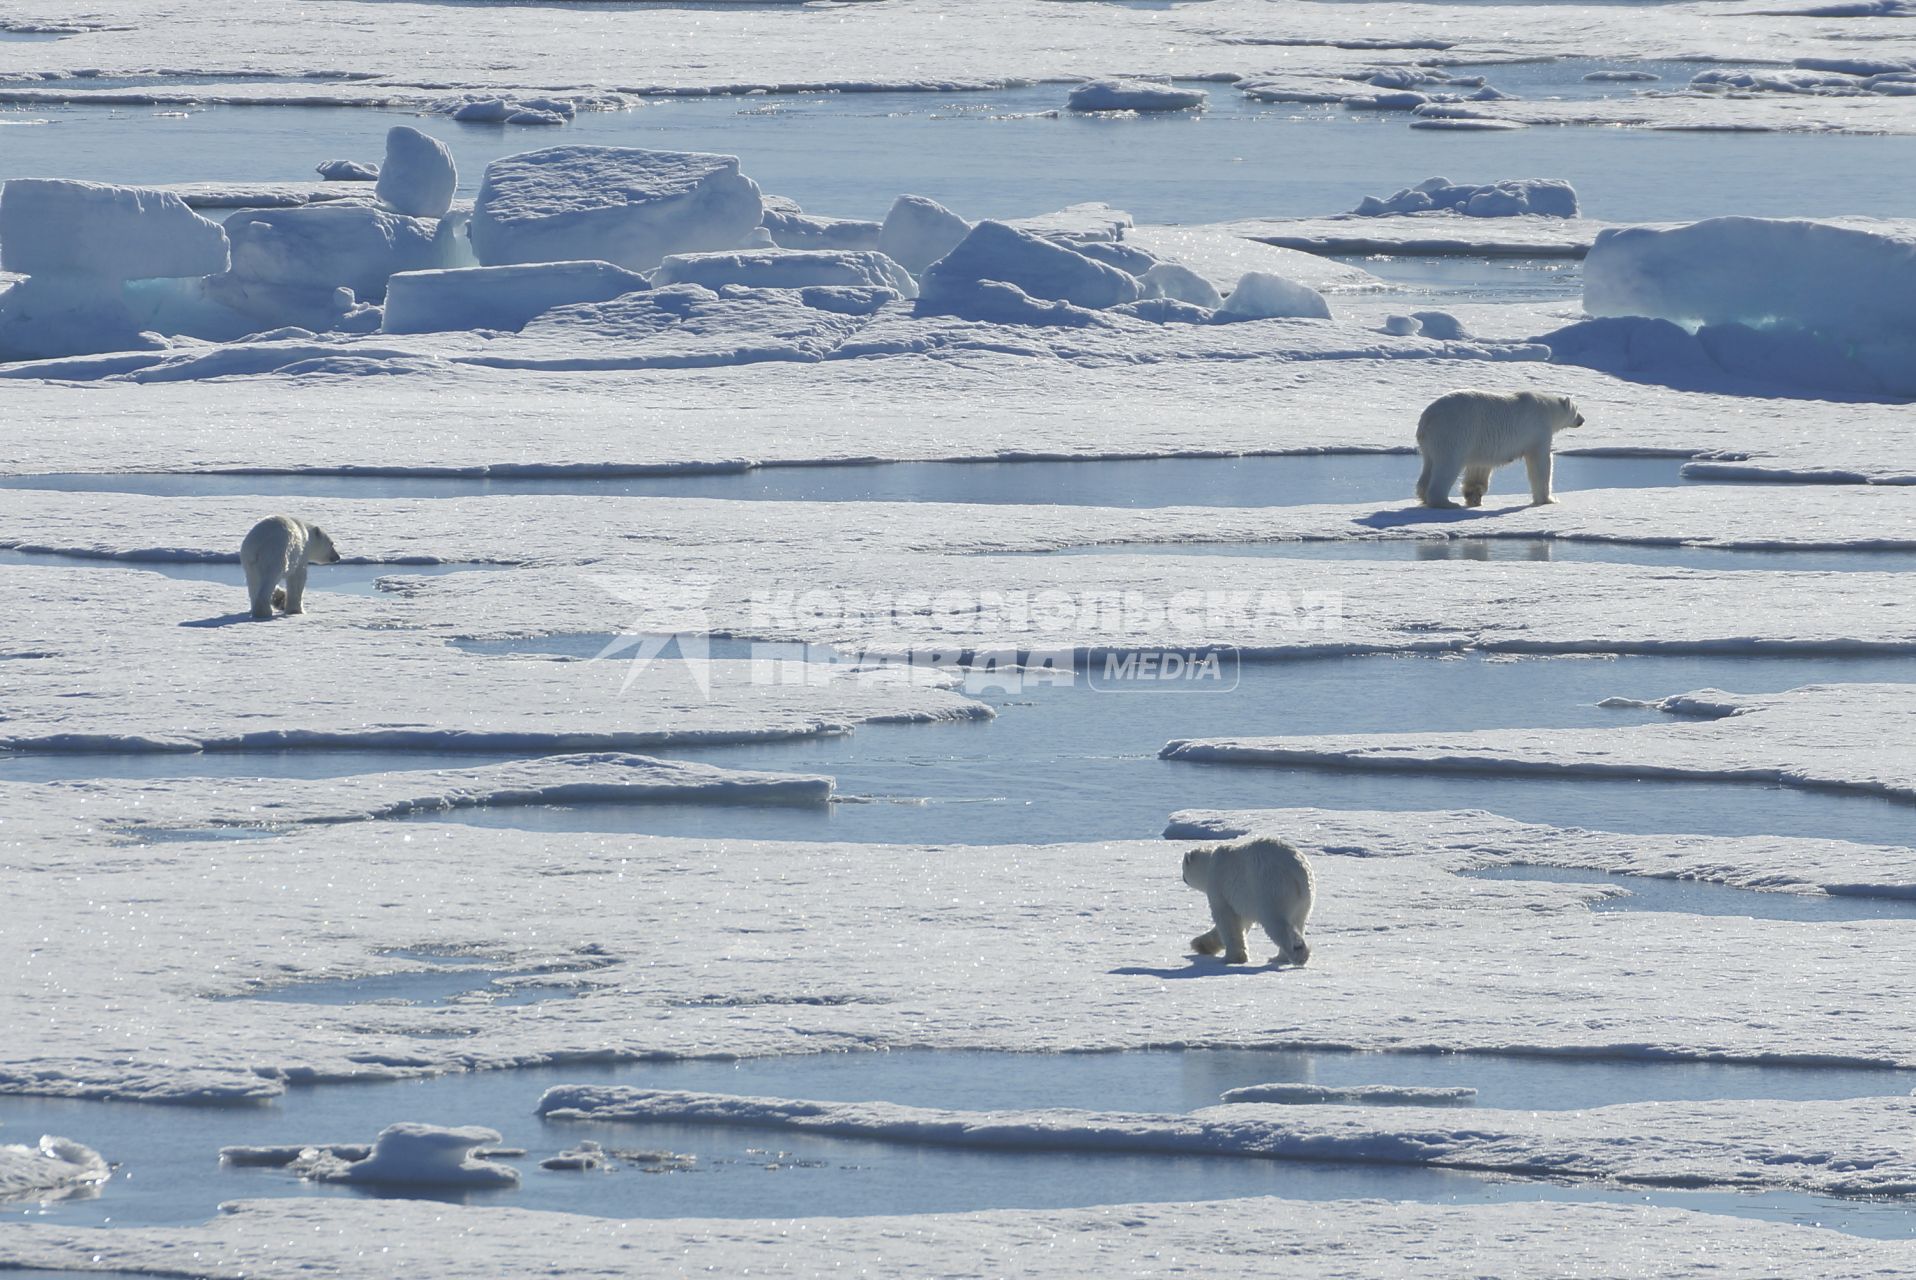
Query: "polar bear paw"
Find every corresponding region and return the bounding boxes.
[1191,930,1223,956]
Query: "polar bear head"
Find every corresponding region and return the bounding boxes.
[305,524,343,565]
[1181,847,1215,892]
[1553,394,1585,432]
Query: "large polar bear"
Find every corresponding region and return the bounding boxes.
[241,515,340,619]
[1415,389,1584,508]
[1182,836,1315,966]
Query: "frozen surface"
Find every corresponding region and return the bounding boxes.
[375,125,455,219]
[1164,684,1916,803]
[0,1134,107,1200]
[651,248,916,299]
[0,177,226,280]
[382,261,650,335]
[469,146,764,272]
[1219,1083,1477,1106]
[1582,216,1916,396]
[918,219,1141,317]
[1354,177,1580,219]
[541,1085,1916,1197]
[1066,79,1208,112]
[295,1123,519,1188]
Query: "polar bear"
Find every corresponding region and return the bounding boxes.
[241,515,340,619]
[1415,389,1584,508]
[1182,836,1315,966]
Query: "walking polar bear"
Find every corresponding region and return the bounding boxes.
[1182,836,1315,966]
[1415,389,1585,508]
[241,514,340,619]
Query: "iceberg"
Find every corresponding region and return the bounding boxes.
[469,146,764,272]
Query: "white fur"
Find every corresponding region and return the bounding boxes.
[1414,389,1584,508]
[240,515,340,619]
[1181,836,1315,966]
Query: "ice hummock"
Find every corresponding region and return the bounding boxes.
[1066,79,1208,112]
[383,261,650,334]
[375,125,457,219]
[652,248,918,299]
[1352,177,1580,219]
[0,177,228,280]
[877,194,972,275]
[292,1123,520,1187]
[1215,271,1332,321]
[1580,216,1916,396]
[0,1133,110,1200]
[917,220,1141,320]
[469,146,765,272]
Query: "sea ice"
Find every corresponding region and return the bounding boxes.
[651,248,918,298]
[0,178,228,281]
[316,158,378,182]
[1066,78,1208,112]
[469,146,765,272]
[1353,177,1579,219]
[223,205,450,304]
[917,220,1141,318]
[876,194,972,275]
[375,125,457,219]
[0,1135,109,1200]
[1219,1083,1477,1106]
[294,1123,520,1187]
[382,261,650,334]
[1214,271,1332,321]
[1582,216,1916,396]
[1140,261,1224,309]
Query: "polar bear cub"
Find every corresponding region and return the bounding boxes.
[241,515,340,619]
[1182,836,1315,966]
[1415,389,1584,508]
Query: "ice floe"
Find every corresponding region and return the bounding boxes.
[1066,79,1208,112]
[469,146,765,272]
[293,1123,520,1187]
[382,261,651,335]
[1218,1083,1477,1106]
[0,1134,109,1201]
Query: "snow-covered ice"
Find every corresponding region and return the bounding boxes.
[294,1123,520,1187]
[1215,271,1333,321]
[876,194,972,275]
[382,261,651,335]
[469,146,765,272]
[651,248,917,299]
[1353,177,1580,219]
[1066,79,1208,113]
[0,1134,109,1201]
[1582,216,1916,396]
[375,125,456,219]
[1219,1083,1478,1106]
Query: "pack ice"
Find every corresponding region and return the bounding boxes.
[0,178,228,360]
[0,1133,109,1200]
[1578,216,1916,395]
[1066,79,1209,112]
[469,146,765,272]
[1353,177,1580,218]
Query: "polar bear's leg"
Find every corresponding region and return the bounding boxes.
[1191,928,1223,956]
[1414,456,1433,505]
[1525,447,1557,505]
[1256,911,1311,967]
[1461,466,1492,508]
[1208,892,1249,964]
[245,563,277,619]
[281,565,309,615]
[1418,450,1462,509]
